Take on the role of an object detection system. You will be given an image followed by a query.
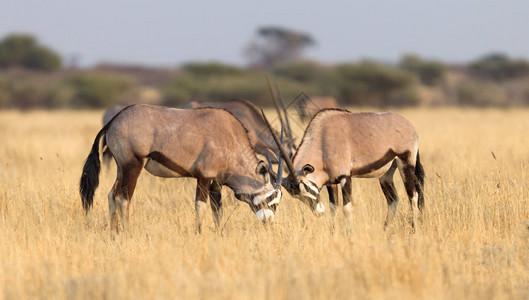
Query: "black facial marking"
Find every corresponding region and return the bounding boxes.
[301,181,319,197]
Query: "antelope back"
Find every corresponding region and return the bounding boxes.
[183,99,281,158]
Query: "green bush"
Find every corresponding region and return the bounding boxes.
[399,54,446,86]
[336,61,417,106]
[0,77,10,108]
[273,61,332,83]
[0,34,62,71]
[24,46,62,71]
[273,61,341,98]
[66,73,132,108]
[182,62,244,77]
[469,53,529,81]
[0,79,73,109]
[165,61,419,108]
[455,81,505,106]
[163,67,321,107]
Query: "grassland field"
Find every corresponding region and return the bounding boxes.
[1,107,529,299]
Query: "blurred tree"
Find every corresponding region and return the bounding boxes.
[399,54,446,86]
[469,53,529,81]
[336,61,417,106]
[0,34,62,71]
[273,61,329,82]
[182,62,244,77]
[245,26,315,69]
[67,73,132,108]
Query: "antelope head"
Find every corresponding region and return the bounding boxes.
[261,109,325,217]
[234,157,284,223]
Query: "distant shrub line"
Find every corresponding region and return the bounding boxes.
[2,33,529,109]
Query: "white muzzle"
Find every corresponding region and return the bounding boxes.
[256,209,275,223]
[313,202,325,216]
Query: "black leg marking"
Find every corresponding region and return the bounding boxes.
[397,157,421,230]
[415,151,425,211]
[195,178,211,234]
[380,181,398,206]
[326,184,336,206]
[209,180,223,227]
[402,165,417,204]
[379,160,399,230]
[115,159,143,232]
[326,184,339,216]
[341,177,353,217]
[379,160,399,206]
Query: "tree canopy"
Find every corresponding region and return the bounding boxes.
[245,26,315,69]
[0,34,62,71]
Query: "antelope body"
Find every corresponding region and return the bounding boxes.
[296,96,339,122]
[80,104,282,233]
[184,99,291,162]
[267,108,425,228]
[101,104,126,166]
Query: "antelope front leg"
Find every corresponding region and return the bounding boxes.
[326,184,338,217]
[195,179,211,234]
[341,177,353,219]
[209,180,223,228]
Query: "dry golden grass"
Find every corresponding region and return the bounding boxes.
[1,108,529,299]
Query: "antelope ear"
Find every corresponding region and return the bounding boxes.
[256,160,269,183]
[302,164,314,176]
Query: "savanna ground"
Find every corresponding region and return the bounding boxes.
[1,107,529,299]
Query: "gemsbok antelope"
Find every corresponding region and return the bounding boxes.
[184,99,294,162]
[263,108,425,229]
[295,96,339,122]
[80,104,283,233]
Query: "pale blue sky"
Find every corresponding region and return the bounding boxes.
[1,0,527,67]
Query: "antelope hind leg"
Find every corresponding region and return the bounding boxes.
[341,177,353,219]
[195,179,211,234]
[379,160,399,230]
[396,158,420,230]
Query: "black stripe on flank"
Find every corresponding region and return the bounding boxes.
[147,151,193,177]
[352,150,399,176]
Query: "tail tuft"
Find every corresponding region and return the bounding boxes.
[79,129,105,214]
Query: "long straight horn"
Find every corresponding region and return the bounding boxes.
[274,80,294,144]
[265,152,278,183]
[275,122,285,189]
[266,75,285,128]
[260,108,298,183]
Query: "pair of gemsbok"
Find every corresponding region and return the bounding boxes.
[80,99,425,234]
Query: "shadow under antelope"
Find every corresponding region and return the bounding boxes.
[263,108,425,229]
[80,104,283,234]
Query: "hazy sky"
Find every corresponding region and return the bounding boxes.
[1,0,528,67]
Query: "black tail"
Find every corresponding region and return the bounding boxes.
[415,150,425,210]
[79,104,134,213]
[79,126,109,213]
